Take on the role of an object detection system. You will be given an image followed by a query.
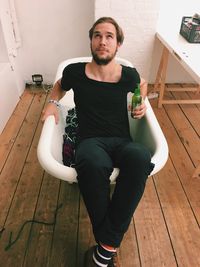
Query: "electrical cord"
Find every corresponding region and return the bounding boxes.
[1,203,63,251]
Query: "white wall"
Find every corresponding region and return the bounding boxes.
[95,0,200,83]
[15,0,94,84]
[0,0,94,134]
[0,0,21,133]
[95,0,160,82]
[149,0,200,83]
[0,21,8,62]
[3,0,199,89]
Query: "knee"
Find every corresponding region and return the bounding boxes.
[124,143,151,164]
[134,145,151,166]
[75,150,113,184]
[121,143,154,175]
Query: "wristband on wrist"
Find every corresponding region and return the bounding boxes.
[48,99,61,107]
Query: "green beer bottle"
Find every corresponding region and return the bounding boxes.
[131,83,142,118]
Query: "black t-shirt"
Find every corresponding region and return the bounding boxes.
[61,62,140,140]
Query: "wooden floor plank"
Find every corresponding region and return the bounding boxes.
[154,159,200,267]
[23,173,60,267]
[172,89,200,137]
[150,95,200,266]
[0,95,47,266]
[49,182,80,267]
[134,177,177,267]
[164,88,200,167]
[119,219,141,267]
[76,195,95,267]
[150,97,200,224]
[0,91,34,172]
[0,88,200,267]
[0,93,47,227]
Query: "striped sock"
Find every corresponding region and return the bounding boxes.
[93,243,116,267]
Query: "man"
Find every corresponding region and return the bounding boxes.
[42,17,154,267]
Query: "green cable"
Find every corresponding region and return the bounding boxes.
[4,203,63,251]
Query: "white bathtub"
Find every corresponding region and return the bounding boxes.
[37,57,169,183]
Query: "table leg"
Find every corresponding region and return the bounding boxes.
[196,84,200,94]
[158,47,169,108]
[154,46,169,108]
[154,50,165,92]
[154,46,200,107]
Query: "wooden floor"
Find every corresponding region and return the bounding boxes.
[0,85,200,267]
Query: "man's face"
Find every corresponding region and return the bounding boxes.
[90,22,120,65]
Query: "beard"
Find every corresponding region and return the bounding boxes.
[91,46,118,65]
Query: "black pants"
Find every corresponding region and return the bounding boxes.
[75,137,154,248]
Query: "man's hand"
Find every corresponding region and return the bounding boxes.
[41,79,64,124]
[131,101,147,119]
[41,103,59,124]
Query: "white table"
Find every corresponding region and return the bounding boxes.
[153,28,200,178]
[154,28,200,108]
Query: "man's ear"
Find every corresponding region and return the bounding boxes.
[117,42,121,51]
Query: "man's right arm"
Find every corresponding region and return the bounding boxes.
[41,79,65,124]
